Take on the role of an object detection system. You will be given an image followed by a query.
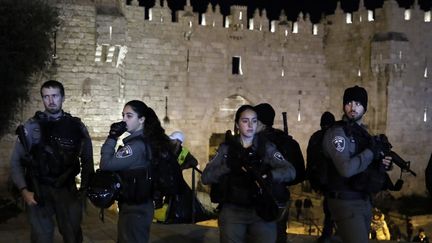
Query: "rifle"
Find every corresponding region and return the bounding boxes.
[16,125,44,205]
[373,134,417,177]
[225,132,279,221]
[282,112,288,135]
[241,164,279,222]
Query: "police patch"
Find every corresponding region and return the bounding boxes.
[115,145,133,158]
[333,136,345,152]
[274,152,284,161]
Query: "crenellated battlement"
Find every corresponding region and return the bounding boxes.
[0,0,428,196]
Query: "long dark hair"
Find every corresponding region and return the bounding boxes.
[142,106,173,159]
[124,100,172,159]
[125,100,147,119]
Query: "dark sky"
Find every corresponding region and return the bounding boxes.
[134,0,432,23]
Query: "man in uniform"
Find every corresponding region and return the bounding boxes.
[10,80,94,243]
[322,85,392,243]
[255,103,305,243]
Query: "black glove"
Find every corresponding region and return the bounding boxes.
[369,136,385,161]
[108,121,127,140]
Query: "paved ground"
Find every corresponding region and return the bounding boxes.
[0,202,323,243]
[1,190,430,243]
[0,203,408,243]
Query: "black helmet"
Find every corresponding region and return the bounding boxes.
[87,169,122,209]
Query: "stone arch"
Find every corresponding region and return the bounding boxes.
[203,86,259,161]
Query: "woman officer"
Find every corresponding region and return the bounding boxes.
[100,100,170,243]
[201,104,296,243]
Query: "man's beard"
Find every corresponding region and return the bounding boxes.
[46,107,62,115]
[347,113,362,122]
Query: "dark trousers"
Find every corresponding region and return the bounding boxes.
[118,201,154,243]
[27,184,83,243]
[219,204,276,243]
[321,197,334,238]
[276,206,289,243]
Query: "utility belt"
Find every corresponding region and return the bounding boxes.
[28,172,76,188]
[326,191,369,200]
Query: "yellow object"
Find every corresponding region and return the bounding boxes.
[177,147,189,166]
[153,203,169,222]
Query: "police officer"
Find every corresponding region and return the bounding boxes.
[100,100,164,243]
[202,105,296,243]
[10,80,94,243]
[254,103,306,243]
[322,85,392,243]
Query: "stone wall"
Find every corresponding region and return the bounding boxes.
[0,0,430,196]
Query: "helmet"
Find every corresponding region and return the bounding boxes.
[87,169,122,209]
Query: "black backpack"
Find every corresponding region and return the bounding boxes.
[306,129,330,192]
[151,149,183,197]
[268,129,306,186]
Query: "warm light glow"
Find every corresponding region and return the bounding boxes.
[106,46,115,62]
[292,22,298,33]
[297,99,301,121]
[149,9,153,21]
[285,29,288,36]
[239,11,242,20]
[189,21,192,28]
[109,26,112,40]
[95,44,102,62]
[225,17,230,28]
[201,14,206,26]
[404,9,411,20]
[281,69,285,77]
[426,11,431,22]
[312,24,318,35]
[425,67,428,78]
[116,45,128,68]
[249,19,254,30]
[358,69,362,77]
[270,21,276,33]
[368,10,374,22]
[346,13,353,24]
[424,107,428,122]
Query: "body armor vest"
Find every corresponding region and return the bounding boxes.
[218,139,270,206]
[30,112,82,185]
[117,135,152,204]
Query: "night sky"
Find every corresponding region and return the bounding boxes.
[132,0,432,23]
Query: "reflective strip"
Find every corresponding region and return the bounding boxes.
[177,147,189,166]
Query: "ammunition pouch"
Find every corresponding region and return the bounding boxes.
[118,167,152,204]
[349,163,387,193]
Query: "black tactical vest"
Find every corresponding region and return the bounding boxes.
[30,112,83,184]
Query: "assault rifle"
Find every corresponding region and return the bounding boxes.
[225,132,279,221]
[373,134,417,177]
[16,125,44,205]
